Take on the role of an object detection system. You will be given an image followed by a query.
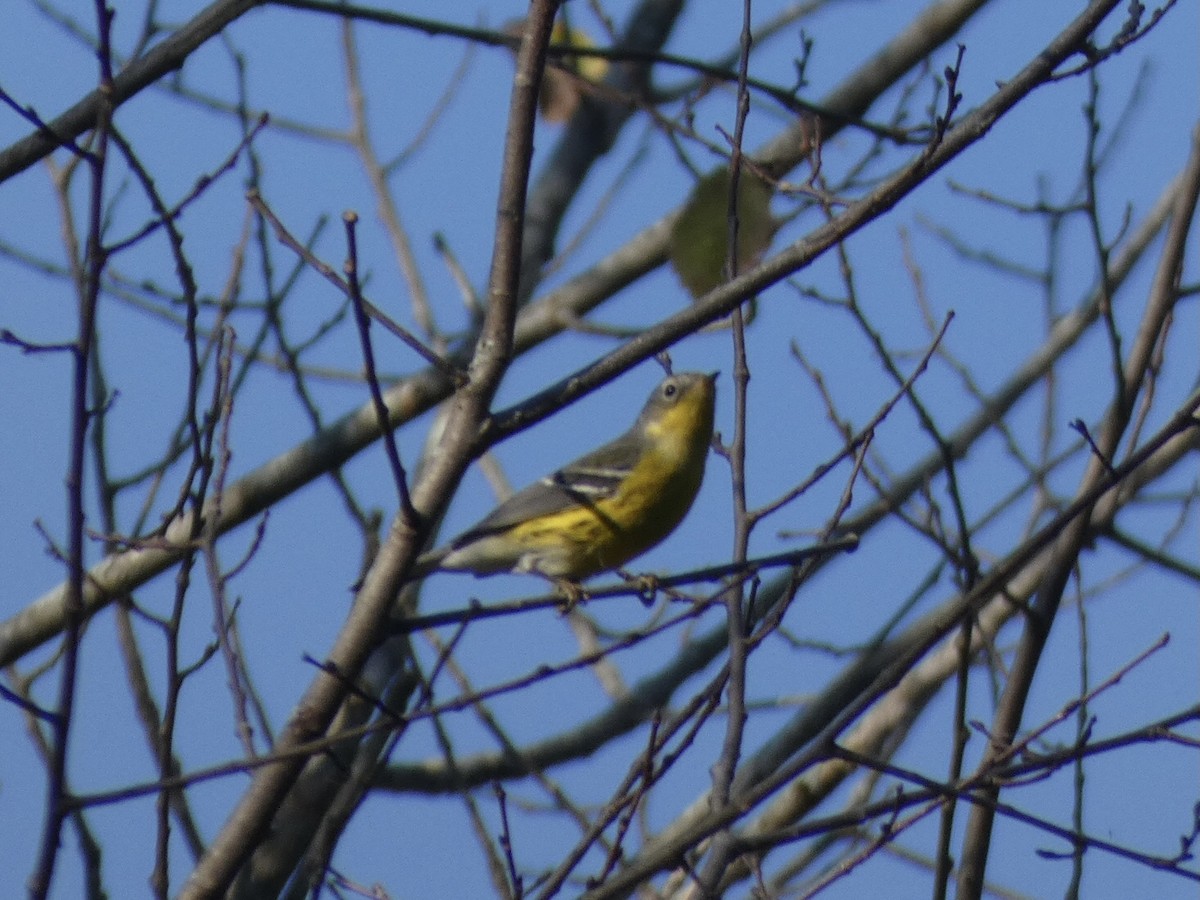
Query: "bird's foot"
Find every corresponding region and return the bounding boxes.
[551,578,587,612]
[618,569,660,607]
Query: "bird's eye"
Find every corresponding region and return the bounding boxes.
[662,381,678,399]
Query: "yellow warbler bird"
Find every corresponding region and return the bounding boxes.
[411,371,718,588]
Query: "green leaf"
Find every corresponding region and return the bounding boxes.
[669,166,776,300]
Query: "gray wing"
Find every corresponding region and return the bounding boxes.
[450,432,640,547]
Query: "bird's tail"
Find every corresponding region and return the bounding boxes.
[407,547,447,580]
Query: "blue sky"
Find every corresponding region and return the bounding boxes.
[1,1,1198,897]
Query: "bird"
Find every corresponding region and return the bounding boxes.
[409,371,718,595]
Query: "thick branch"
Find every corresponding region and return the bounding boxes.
[0,0,266,184]
[178,3,559,895]
[955,120,1200,900]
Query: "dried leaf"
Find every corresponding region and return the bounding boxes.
[506,19,609,123]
